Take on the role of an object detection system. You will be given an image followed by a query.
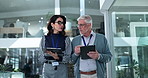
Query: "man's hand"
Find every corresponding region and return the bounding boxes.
[74,45,82,55]
[87,50,100,60]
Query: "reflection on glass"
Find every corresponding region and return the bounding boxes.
[113,12,148,78]
[136,27,148,37]
[0,48,40,78]
[115,47,134,78]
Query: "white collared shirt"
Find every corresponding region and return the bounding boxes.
[79,31,97,72]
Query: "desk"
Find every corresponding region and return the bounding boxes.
[0,28,23,34]
[0,27,24,38]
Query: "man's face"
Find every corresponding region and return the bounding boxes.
[77,19,91,35]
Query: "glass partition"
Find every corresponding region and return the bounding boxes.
[60,0,80,37]
[0,0,55,78]
[112,12,148,78]
[0,0,55,38]
[108,1,148,78]
[0,48,40,78]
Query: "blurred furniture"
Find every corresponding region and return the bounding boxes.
[0,72,25,78]
[0,27,24,38]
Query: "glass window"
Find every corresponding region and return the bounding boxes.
[0,0,55,78]
[136,27,148,37]
[112,13,148,78]
[115,47,134,78]
[0,48,40,77]
[0,0,55,38]
[130,14,145,22]
[85,0,104,35]
[61,0,80,37]
[109,0,148,78]
[115,14,130,37]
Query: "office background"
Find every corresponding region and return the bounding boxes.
[0,0,148,78]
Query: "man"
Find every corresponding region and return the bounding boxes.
[71,15,112,78]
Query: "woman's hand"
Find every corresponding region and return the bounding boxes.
[46,51,59,60]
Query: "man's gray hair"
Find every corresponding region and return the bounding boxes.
[77,15,92,24]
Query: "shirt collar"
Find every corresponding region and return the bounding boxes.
[81,31,95,37]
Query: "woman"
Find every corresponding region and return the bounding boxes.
[38,15,72,78]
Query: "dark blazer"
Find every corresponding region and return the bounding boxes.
[38,36,72,78]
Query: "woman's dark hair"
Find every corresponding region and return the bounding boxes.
[47,15,66,36]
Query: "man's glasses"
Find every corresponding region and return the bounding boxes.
[77,24,87,27]
[55,21,64,25]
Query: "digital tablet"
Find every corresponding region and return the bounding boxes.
[46,47,63,54]
[80,45,95,59]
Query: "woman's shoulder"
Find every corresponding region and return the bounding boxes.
[64,35,70,40]
[42,35,49,37]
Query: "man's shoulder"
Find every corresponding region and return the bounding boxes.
[96,33,105,37]
[72,35,81,42]
[73,35,81,39]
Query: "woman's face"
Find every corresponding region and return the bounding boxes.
[51,17,64,34]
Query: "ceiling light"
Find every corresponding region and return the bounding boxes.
[89,1,91,4]
[28,23,30,25]
[17,19,20,21]
[39,20,41,23]
[41,17,43,20]
[116,17,119,19]
[139,18,142,20]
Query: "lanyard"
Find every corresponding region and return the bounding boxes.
[82,34,93,46]
[51,34,59,48]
